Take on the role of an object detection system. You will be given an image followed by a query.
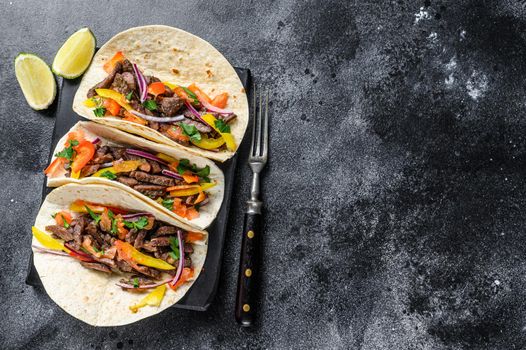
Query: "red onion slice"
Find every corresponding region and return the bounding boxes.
[125,149,168,165]
[161,169,184,181]
[121,212,153,220]
[130,110,185,123]
[91,137,101,144]
[170,230,185,287]
[185,101,210,126]
[132,63,148,103]
[199,98,233,115]
[32,245,69,256]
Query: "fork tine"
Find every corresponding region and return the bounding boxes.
[250,83,257,157]
[261,88,269,158]
[254,86,262,156]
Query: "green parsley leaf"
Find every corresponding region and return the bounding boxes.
[179,123,201,142]
[69,139,79,147]
[181,86,199,104]
[143,99,157,111]
[176,158,191,175]
[133,277,139,288]
[168,236,180,260]
[126,91,133,101]
[214,119,231,133]
[123,216,149,230]
[194,204,201,212]
[162,199,174,211]
[93,107,106,117]
[85,205,101,224]
[111,218,118,235]
[195,165,210,179]
[168,251,178,260]
[54,144,75,160]
[51,213,57,219]
[100,170,117,180]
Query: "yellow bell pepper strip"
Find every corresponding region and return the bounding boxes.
[32,226,71,253]
[91,160,144,177]
[129,284,167,313]
[190,135,225,150]
[71,170,81,179]
[83,98,98,108]
[115,240,175,270]
[95,89,132,111]
[201,114,236,151]
[167,182,216,197]
[156,152,177,164]
[162,82,176,89]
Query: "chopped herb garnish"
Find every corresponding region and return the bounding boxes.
[195,165,210,179]
[61,215,70,229]
[93,107,106,117]
[168,236,180,260]
[51,213,57,219]
[143,99,157,111]
[133,277,139,288]
[85,205,101,224]
[179,123,201,142]
[162,199,174,211]
[69,140,79,147]
[194,204,201,212]
[100,170,117,180]
[176,158,191,175]
[175,159,210,182]
[54,140,77,160]
[214,119,231,133]
[126,91,133,101]
[181,86,199,104]
[123,216,149,230]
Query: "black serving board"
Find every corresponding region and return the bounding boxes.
[26,68,251,312]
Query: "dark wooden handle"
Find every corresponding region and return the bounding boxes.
[235,212,261,326]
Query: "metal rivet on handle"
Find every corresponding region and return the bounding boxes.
[245,268,252,277]
[247,230,254,239]
[243,304,251,312]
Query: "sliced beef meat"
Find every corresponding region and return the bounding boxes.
[184,257,192,268]
[145,75,161,85]
[181,118,212,133]
[80,164,100,177]
[149,121,160,131]
[125,228,138,244]
[80,262,112,274]
[164,86,174,97]
[46,225,75,241]
[133,188,165,198]
[141,242,157,252]
[149,236,172,247]
[184,243,194,254]
[87,62,122,98]
[122,59,133,73]
[219,113,237,123]
[130,171,175,186]
[185,195,197,205]
[110,147,127,160]
[148,160,162,174]
[134,265,162,280]
[85,221,105,246]
[117,176,139,187]
[154,226,180,236]
[115,259,134,273]
[92,150,113,164]
[111,72,136,95]
[159,96,184,117]
[134,230,147,249]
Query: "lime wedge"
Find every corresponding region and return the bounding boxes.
[52,27,96,79]
[15,53,56,110]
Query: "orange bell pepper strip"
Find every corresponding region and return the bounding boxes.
[66,130,85,144]
[103,98,121,116]
[115,240,175,270]
[185,207,199,220]
[169,268,194,290]
[168,84,196,105]
[194,190,206,204]
[123,111,148,125]
[70,140,95,173]
[166,126,190,142]
[211,92,229,108]
[182,172,199,184]
[115,215,129,240]
[185,232,204,243]
[95,89,132,111]
[148,82,166,96]
[103,51,125,73]
[54,211,73,227]
[188,84,212,104]
[44,157,67,177]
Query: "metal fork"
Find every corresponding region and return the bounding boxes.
[235,84,269,326]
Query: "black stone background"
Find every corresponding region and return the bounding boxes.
[2,0,526,349]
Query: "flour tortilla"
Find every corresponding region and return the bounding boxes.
[33,183,207,326]
[47,121,224,230]
[72,25,248,162]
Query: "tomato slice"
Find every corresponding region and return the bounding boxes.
[66,130,85,145]
[169,268,194,290]
[166,126,190,142]
[54,211,73,227]
[123,111,148,125]
[70,140,95,173]
[188,84,212,104]
[182,172,199,184]
[44,157,66,177]
[103,98,121,116]
[103,51,125,73]
[148,82,166,96]
[185,232,204,243]
[211,92,229,108]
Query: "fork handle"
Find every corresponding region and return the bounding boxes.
[235,208,262,326]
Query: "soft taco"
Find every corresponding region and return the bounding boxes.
[44,121,224,230]
[32,183,207,326]
[72,25,249,162]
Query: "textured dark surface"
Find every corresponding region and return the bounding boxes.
[2,0,526,349]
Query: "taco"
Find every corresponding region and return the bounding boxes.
[32,183,207,326]
[72,25,248,162]
[44,121,224,230]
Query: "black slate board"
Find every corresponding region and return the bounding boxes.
[26,68,251,312]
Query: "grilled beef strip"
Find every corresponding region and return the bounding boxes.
[87,62,122,98]
[116,176,139,187]
[80,164,100,177]
[46,225,75,241]
[129,171,175,186]
[80,262,112,274]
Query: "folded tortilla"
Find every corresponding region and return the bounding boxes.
[33,183,207,326]
[72,25,248,162]
[47,121,224,230]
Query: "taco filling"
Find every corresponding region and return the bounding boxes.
[33,203,203,296]
[44,130,215,220]
[83,51,237,152]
